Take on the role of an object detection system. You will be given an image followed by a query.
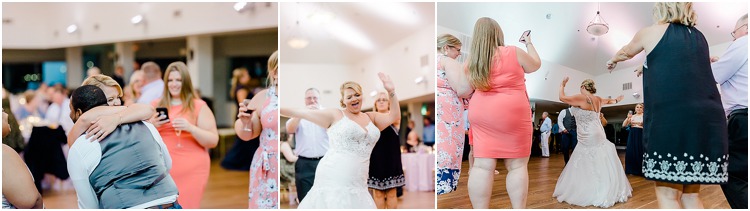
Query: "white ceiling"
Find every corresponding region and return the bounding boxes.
[279,2,435,64]
[437,2,748,74]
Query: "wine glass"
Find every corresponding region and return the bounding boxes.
[175,119,183,148]
[242,99,254,132]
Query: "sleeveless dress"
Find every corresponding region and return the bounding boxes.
[435,54,466,195]
[641,23,728,184]
[221,86,260,171]
[553,106,632,208]
[151,99,210,209]
[625,114,644,176]
[248,87,279,209]
[297,111,380,209]
[469,46,532,158]
[367,125,405,190]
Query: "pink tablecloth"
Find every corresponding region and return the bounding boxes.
[401,153,435,192]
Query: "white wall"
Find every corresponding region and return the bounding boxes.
[528,59,595,102]
[2,2,278,49]
[279,63,357,110]
[355,25,436,110]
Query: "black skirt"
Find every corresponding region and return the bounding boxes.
[625,127,644,176]
[368,125,405,190]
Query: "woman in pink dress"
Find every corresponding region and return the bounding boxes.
[150,62,219,209]
[435,34,470,195]
[465,17,541,209]
[234,51,279,209]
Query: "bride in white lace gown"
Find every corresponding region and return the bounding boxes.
[553,77,632,208]
[279,73,401,209]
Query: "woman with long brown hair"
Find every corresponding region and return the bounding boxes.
[150,61,219,209]
[464,17,541,209]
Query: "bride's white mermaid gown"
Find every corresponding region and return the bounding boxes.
[553,107,632,208]
[297,113,380,209]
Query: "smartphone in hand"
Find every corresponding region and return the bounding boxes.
[519,30,531,44]
[156,107,169,120]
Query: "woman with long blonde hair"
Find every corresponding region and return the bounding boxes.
[234,51,279,208]
[464,17,541,209]
[606,3,728,208]
[150,61,219,209]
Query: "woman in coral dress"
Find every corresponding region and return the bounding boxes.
[465,17,541,209]
[150,62,219,209]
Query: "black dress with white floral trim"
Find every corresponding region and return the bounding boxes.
[641,23,728,184]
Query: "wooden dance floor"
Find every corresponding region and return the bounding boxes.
[437,151,731,209]
[280,187,436,209]
[40,160,250,209]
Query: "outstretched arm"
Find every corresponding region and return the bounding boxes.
[558,77,586,107]
[600,95,624,105]
[280,107,337,130]
[607,28,646,72]
[368,73,401,131]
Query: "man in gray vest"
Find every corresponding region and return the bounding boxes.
[557,106,578,165]
[67,85,180,209]
[285,88,329,202]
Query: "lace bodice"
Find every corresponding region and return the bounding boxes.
[326,112,380,158]
[569,107,608,145]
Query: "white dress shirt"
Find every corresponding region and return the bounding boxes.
[558,109,568,132]
[540,117,552,133]
[712,35,748,116]
[44,98,74,134]
[137,80,165,104]
[288,119,329,158]
[67,121,176,209]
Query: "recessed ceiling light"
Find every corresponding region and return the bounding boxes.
[234,2,247,12]
[66,24,78,33]
[131,15,144,24]
[288,38,309,49]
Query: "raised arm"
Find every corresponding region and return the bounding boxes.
[68,103,155,146]
[368,73,401,131]
[517,34,542,73]
[442,57,474,98]
[558,77,586,107]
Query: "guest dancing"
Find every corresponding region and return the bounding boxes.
[280,73,399,208]
[623,103,645,176]
[465,17,541,209]
[606,2,728,208]
[151,61,219,209]
[368,92,404,209]
[234,51,279,209]
[553,77,631,208]
[435,34,470,195]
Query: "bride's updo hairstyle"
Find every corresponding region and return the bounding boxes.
[339,81,363,108]
[581,79,597,94]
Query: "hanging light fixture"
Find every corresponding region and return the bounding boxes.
[288,3,309,49]
[586,3,609,36]
[288,20,309,49]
